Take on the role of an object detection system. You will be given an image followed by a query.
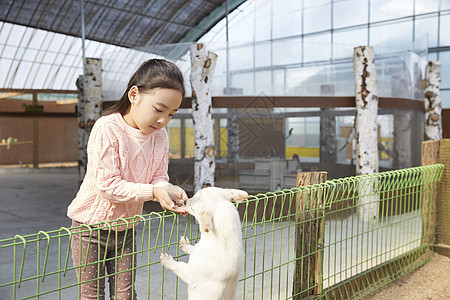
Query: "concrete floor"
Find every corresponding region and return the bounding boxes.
[0,167,78,239]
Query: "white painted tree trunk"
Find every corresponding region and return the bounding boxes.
[76,75,86,187]
[424,61,442,141]
[190,44,218,193]
[78,58,103,186]
[353,46,379,222]
[227,111,239,162]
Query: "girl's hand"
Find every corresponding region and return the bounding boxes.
[153,185,188,216]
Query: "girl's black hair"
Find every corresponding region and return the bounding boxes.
[104,59,185,115]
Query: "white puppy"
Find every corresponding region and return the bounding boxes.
[160,187,248,300]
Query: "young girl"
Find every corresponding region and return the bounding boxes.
[67,59,188,299]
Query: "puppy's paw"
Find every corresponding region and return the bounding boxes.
[179,236,192,254]
[179,236,190,247]
[160,252,173,267]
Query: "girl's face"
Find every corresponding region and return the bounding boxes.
[123,86,182,135]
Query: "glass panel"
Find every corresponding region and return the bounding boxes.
[0,22,13,44]
[441,0,450,10]
[439,14,450,47]
[273,38,302,66]
[303,33,331,63]
[167,119,181,159]
[333,28,368,60]
[230,43,254,70]
[273,69,286,95]
[428,52,438,61]
[414,15,438,48]
[440,51,450,89]
[255,71,272,94]
[286,66,322,95]
[32,64,50,88]
[304,2,331,33]
[8,24,26,47]
[2,45,17,59]
[415,0,439,14]
[0,59,12,86]
[18,28,34,49]
[441,89,450,109]
[42,51,57,64]
[229,15,254,42]
[370,0,414,23]
[333,0,369,28]
[370,20,413,50]
[255,42,271,68]
[305,117,320,147]
[231,72,255,95]
[273,10,302,39]
[254,0,271,41]
[286,117,306,147]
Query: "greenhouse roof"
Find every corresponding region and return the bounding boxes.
[0,0,245,49]
[0,0,246,90]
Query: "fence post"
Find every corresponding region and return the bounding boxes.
[293,171,327,299]
[420,140,440,246]
[438,140,450,247]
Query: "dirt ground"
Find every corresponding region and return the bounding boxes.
[364,252,450,300]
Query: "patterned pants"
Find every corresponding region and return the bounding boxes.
[71,220,137,300]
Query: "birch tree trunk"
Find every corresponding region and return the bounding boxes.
[190,44,218,193]
[227,111,239,162]
[424,61,442,141]
[353,46,379,222]
[76,75,86,187]
[78,58,103,186]
[319,84,336,166]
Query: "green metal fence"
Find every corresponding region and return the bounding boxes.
[0,164,443,299]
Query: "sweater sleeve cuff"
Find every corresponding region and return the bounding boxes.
[139,184,154,202]
[153,181,171,188]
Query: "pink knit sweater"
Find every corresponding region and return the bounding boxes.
[67,112,170,228]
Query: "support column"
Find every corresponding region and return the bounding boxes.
[76,75,85,186]
[32,92,39,168]
[77,58,102,186]
[353,45,379,221]
[424,61,442,141]
[227,111,240,162]
[190,43,218,192]
[319,84,336,167]
[391,74,413,169]
[393,111,413,169]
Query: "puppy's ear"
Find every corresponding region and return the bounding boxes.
[225,189,248,202]
[199,209,213,233]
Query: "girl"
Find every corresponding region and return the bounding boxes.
[67,59,188,299]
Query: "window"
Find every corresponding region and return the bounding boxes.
[370,0,414,23]
[414,15,438,47]
[370,20,413,50]
[333,27,368,60]
[303,1,331,33]
[439,13,450,47]
[333,0,369,29]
